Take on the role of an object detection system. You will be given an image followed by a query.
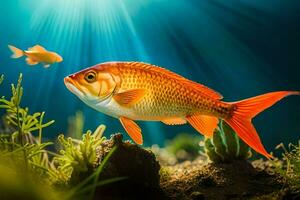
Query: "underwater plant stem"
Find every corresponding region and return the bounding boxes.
[14,74,28,170]
[38,112,45,144]
[17,104,28,170]
[76,177,127,195]
[65,146,117,200]
[0,74,4,85]
[16,106,23,146]
[89,146,117,200]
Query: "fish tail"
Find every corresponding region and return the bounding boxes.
[8,45,24,58]
[225,91,300,158]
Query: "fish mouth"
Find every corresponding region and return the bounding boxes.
[64,76,84,98]
[57,55,63,62]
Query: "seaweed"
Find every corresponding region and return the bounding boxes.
[0,74,122,200]
[0,74,54,142]
[166,133,203,162]
[67,111,84,139]
[63,145,125,200]
[201,120,252,163]
[54,124,106,185]
[0,74,54,177]
[0,74,3,85]
[0,161,61,200]
[274,141,300,192]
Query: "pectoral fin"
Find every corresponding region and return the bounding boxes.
[113,89,147,107]
[119,117,143,144]
[186,115,219,137]
[161,117,187,125]
[26,58,38,65]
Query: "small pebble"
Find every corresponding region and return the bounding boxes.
[190,191,205,200]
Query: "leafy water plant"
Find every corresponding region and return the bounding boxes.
[0,163,60,200]
[0,74,123,200]
[0,74,54,176]
[0,75,54,140]
[166,133,203,162]
[67,111,85,139]
[201,120,252,163]
[53,125,125,200]
[0,74,3,85]
[54,124,106,185]
[274,141,300,192]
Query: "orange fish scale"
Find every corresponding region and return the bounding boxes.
[114,63,233,120]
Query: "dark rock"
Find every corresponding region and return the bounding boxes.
[225,193,238,199]
[199,176,216,187]
[95,133,166,200]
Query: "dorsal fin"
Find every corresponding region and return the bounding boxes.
[28,45,46,52]
[126,62,223,100]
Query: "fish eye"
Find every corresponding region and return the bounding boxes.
[84,71,97,83]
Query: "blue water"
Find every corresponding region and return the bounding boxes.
[0,0,299,151]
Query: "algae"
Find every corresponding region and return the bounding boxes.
[54,125,106,185]
[151,133,204,166]
[273,141,300,193]
[202,120,252,163]
[67,111,85,139]
[166,133,203,162]
[0,74,54,177]
[0,74,123,200]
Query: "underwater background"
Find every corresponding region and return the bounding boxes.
[0,0,299,150]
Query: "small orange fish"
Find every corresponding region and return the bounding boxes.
[8,44,63,68]
[64,62,300,158]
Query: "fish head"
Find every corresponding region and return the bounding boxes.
[64,64,120,104]
[56,54,63,62]
[52,52,63,63]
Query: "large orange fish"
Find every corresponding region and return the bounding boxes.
[64,62,300,158]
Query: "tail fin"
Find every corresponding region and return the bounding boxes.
[8,45,24,58]
[225,91,300,158]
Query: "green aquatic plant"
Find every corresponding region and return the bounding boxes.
[64,146,125,200]
[67,111,85,139]
[0,74,4,85]
[159,166,173,182]
[0,73,124,200]
[166,133,203,162]
[0,162,61,200]
[274,141,300,192]
[0,74,54,177]
[201,120,252,163]
[0,74,54,142]
[54,125,125,200]
[54,124,106,184]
